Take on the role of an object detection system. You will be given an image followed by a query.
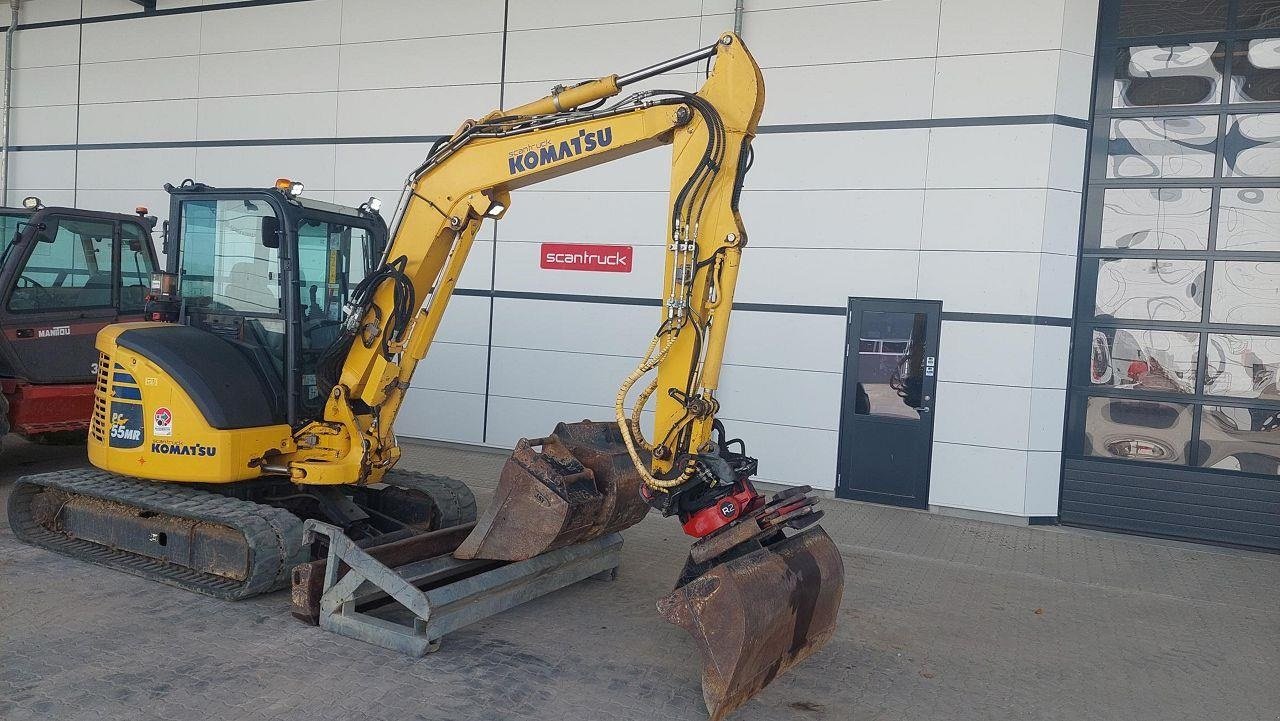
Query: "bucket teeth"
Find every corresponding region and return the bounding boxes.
[454,421,650,561]
[657,525,845,721]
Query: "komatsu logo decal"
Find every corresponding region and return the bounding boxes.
[108,402,144,449]
[508,127,613,175]
[151,442,218,457]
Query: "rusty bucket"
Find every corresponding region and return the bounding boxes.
[454,421,650,561]
[657,525,845,721]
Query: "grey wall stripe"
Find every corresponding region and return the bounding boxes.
[0,0,314,32]
[9,115,1088,154]
[452,288,1072,326]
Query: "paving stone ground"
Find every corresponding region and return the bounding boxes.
[1,436,1277,721]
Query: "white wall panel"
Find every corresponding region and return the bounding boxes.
[396,387,485,445]
[81,14,200,63]
[412,342,489,395]
[340,0,505,44]
[743,0,941,67]
[15,0,81,24]
[1031,325,1071,389]
[505,19,701,84]
[338,33,503,91]
[1055,50,1095,118]
[79,57,198,104]
[750,130,930,190]
[10,105,77,146]
[76,147,196,190]
[1043,189,1083,255]
[199,0,341,53]
[933,51,1063,118]
[196,93,338,140]
[1023,451,1062,515]
[489,347,637,407]
[1047,125,1088,192]
[484,395,623,449]
[7,150,76,189]
[937,0,1072,55]
[724,421,837,489]
[4,188,76,208]
[716,364,841,430]
[928,442,1027,515]
[194,145,336,190]
[926,124,1055,189]
[336,84,500,137]
[199,46,339,97]
[78,99,198,144]
[933,381,1032,450]
[742,189,925,250]
[498,190,667,245]
[1028,388,1066,452]
[721,310,846,373]
[456,239,495,291]
[11,65,79,107]
[761,60,935,125]
[12,25,80,68]
[917,250,1041,315]
[736,247,920,306]
[507,0,708,30]
[937,321,1036,388]
[921,189,1050,253]
[491,298,655,357]
[1036,252,1077,318]
[1061,0,1102,57]
[433,295,492,346]
[73,188,170,220]
[334,142,434,191]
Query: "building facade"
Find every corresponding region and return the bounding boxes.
[4,0,1277,550]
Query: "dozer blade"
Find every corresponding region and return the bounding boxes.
[454,420,649,561]
[657,525,844,721]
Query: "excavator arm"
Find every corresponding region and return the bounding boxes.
[284,34,843,720]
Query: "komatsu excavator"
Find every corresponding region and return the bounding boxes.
[9,34,843,720]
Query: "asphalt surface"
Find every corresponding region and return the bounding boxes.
[1,436,1277,721]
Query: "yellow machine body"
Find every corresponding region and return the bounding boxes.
[88,322,294,483]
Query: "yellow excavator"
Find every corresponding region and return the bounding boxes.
[9,33,843,720]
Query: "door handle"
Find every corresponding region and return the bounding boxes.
[914,406,931,413]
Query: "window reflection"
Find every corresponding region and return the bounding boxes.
[1108,116,1218,178]
[1094,258,1205,322]
[1100,187,1210,250]
[1229,39,1280,102]
[1198,405,1280,475]
[1209,261,1280,325]
[1085,397,1192,464]
[1113,43,1221,108]
[1237,0,1280,30]
[1216,187,1280,251]
[1224,114,1280,177]
[1090,328,1200,393]
[854,311,925,420]
[1206,334,1280,402]
[1117,0,1225,37]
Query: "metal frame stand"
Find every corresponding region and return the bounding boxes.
[304,520,622,657]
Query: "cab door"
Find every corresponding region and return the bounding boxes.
[0,212,119,383]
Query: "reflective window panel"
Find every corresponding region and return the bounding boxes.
[1094,258,1205,322]
[1113,43,1222,108]
[1108,116,1218,178]
[1229,39,1280,102]
[1225,114,1280,177]
[853,311,926,420]
[1238,0,1280,30]
[1216,187,1280,252]
[1209,261,1280,325]
[1117,0,1225,37]
[1198,405,1280,475]
[1090,328,1200,393]
[1206,334,1280,402]
[1085,397,1193,464]
[1100,187,1210,250]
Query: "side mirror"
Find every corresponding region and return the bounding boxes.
[33,221,56,244]
[161,219,170,255]
[261,215,280,249]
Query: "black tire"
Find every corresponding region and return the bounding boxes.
[0,393,10,453]
[381,470,477,528]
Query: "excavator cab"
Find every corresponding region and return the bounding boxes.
[159,180,387,427]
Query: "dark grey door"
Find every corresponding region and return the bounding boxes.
[836,298,941,508]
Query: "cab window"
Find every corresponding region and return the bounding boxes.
[9,216,114,312]
[179,199,282,314]
[297,219,372,410]
[119,222,156,313]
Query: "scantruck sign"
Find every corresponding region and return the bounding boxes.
[540,243,633,272]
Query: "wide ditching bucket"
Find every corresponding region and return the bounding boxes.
[659,526,845,721]
[454,420,650,561]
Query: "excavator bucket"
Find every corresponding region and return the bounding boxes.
[657,526,845,721]
[454,421,650,561]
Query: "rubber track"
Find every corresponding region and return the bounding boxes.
[381,470,477,528]
[7,468,307,600]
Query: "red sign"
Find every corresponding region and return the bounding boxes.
[540,243,633,273]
